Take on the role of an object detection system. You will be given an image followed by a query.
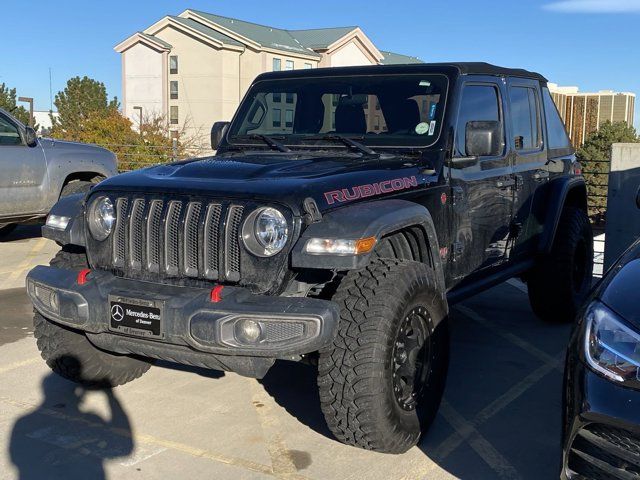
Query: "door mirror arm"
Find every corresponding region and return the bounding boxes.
[24,127,38,148]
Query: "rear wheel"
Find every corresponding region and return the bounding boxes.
[318,259,449,453]
[527,207,593,323]
[33,247,153,387]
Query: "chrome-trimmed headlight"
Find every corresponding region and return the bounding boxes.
[242,207,288,257]
[87,196,115,241]
[584,301,640,389]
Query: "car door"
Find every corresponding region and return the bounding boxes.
[506,79,549,258]
[0,112,48,216]
[449,78,514,280]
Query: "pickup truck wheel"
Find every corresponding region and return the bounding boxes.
[527,207,593,323]
[33,247,153,387]
[60,176,104,198]
[318,259,449,453]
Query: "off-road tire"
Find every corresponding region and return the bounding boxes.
[318,258,449,454]
[60,176,104,198]
[33,247,153,387]
[0,224,17,237]
[527,207,593,323]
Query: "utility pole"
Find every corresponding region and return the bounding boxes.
[49,68,53,112]
[18,97,34,127]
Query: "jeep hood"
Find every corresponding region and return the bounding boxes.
[95,153,432,213]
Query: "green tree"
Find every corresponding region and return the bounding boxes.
[51,76,119,136]
[0,83,31,125]
[577,121,639,225]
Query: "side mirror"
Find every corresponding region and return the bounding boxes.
[25,126,38,148]
[465,121,503,157]
[211,121,230,150]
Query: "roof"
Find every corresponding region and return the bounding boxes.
[287,27,358,49]
[255,62,548,82]
[189,10,320,57]
[380,51,424,65]
[169,16,244,47]
[138,32,172,49]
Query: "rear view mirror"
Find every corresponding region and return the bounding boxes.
[25,126,38,148]
[465,121,503,157]
[210,121,230,150]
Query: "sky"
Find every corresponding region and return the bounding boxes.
[4,0,640,126]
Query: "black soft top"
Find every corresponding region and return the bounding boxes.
[256,62,547,83]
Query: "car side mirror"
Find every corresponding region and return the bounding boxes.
[465,121,503,157]
[25,126,38,148]
[211,121,229,150]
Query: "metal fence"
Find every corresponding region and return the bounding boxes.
[583,159,611,277]
[97,143,213,172]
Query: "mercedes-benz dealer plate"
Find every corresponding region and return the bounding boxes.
[108,295,164,339]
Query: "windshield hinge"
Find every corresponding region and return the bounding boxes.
[303,197,322,225]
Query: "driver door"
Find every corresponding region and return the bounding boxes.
[0,112,47,216]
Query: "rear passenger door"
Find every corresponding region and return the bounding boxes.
[506,79,548,258]
[449,79,514,280]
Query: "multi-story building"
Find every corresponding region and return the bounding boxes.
[549,83,636,147]
[115,9,423,148]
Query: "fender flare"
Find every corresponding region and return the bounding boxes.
[291,199,445,291]
[42,193,86,247]
[538,176,587,254]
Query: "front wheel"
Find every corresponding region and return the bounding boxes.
[527,207,593,323]
[318,259,449,454]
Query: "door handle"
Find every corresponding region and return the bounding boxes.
[496,179,515,189]
[533,170,550,181]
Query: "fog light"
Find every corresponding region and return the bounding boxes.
[33,283,59,313]
[234,319,263,344]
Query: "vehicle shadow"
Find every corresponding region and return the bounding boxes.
[8,356,134,480]
[0,224,44,243]
[261,283,572,479]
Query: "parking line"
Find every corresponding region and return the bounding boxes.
[0,237,48,290]
[0,394,310,479]
[439,401,522,480]
[0,357,40,375]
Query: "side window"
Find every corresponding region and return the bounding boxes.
[0,115,22,146]
[510,86,541,150]
[456,84,502,156]
[542,87,571,150]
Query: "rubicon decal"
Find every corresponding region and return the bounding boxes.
[324,176,418,205]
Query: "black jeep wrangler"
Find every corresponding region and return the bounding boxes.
[27,63,592,454]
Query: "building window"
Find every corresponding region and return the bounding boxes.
[285,60,294,71]
[170,106,178,124]
[304,63,313,69]
[170,81,178,100]
[169,56,178,74]
[273,58,281,71]
[374,115,380,131]
[285,109,294,128]
[273,92,281,103]
[285,93,294,104]
[272,108,281,127]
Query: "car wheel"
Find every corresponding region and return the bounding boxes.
[318,258,449,453]
[60,176,105,198]
[527,207,594,323]
[33,246,153,387]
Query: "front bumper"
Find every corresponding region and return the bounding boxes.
[27,265,340,378]
[562,355,640,479]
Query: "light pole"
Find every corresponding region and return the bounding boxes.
[18,97,34,127]
[133,106,143,133]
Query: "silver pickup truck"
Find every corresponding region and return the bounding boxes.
[0,108,117,236]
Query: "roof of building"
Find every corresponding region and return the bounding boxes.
[189,10,320,56]
[138,32,173,49]
[379,51,424,65]
[170,16,244,47]
[286,27,358,49]
[256,62,548,82]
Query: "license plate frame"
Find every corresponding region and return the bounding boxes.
[108,295,164,339]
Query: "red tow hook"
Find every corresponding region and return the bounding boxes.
[210,285,224,303]
[77,269,92,285]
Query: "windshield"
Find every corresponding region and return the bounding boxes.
[227,74,449,148]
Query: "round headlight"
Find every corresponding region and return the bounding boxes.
[88,196,115,241]
[242,207,288,257]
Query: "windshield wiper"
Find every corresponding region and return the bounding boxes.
[319,135,377,156]
[240,134,291,153]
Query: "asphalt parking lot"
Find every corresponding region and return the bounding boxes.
[0,225,572,480]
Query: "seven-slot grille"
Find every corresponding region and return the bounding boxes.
[110,197,245,282]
